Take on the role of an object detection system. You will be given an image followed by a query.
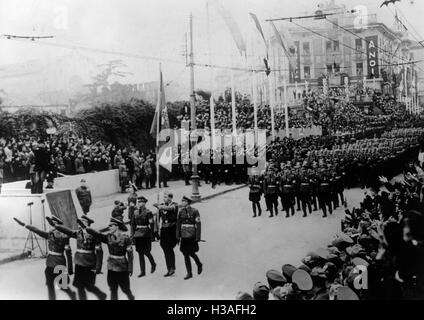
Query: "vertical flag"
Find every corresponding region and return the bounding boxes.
[150,66,172,172]
[249,13,268,56]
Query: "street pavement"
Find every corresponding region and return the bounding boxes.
[0,184,365,300]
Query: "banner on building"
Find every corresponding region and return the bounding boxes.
[366,36,379,78]
[289,41,301,83]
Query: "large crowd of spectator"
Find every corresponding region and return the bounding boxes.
[239,127,424,300]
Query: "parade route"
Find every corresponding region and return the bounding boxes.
[0,185,365,300]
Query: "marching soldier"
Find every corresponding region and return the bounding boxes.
[13,216,76,300]
[310,169,319,212]
[154,191,179,277]
[80,217,135,300]
[248,169,263,218]
[279,170,295,218]
[176,196,203,280]
[263,169,279,217]
[54,215,107,300]
[75,179,92,215]
[299,170,313,218]
[127,183,138,221]
[130,196,157,277]
[318,170,333,218]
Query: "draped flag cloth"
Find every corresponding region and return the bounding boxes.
[215,3,247,57]
[270,21,297,69]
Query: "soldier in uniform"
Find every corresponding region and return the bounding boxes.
[130,196,157,277]
[127,183,138,221]
[13,216,76,300]
[299,170,313,218]
[75,179,92,214]
[248,169,263,218]
[80,217,135,300]
[263,169,279,217]
[317,170,333,218]
[154,191,179,277]
[279,170,295,218]
[54,215,107,300]
[176,196,203,280]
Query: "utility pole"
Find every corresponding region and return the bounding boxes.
[189,13,201,202]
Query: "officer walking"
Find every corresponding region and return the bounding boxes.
[54,215,107,300]
[130,196,157,277]
[299,170,313,218]
[263,169,279,217]
[176,196,203,280]
[248,169,263,218]
[80,217,135,300]
[279,170,295,218]
[13,216,76,300]
[318,170,333,218]
[154,191,179,277]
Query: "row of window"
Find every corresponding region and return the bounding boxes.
[298,63,364,79]
[301,38,364,55]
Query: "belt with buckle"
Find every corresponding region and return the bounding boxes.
[77,249,94,254]
[136,225,149,229]
[182,224,195,228]
[109,255,126,259]
[48,251,63,256]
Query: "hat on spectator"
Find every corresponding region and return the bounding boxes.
[266,270,287,289]
[282,264,297,282]
[292,270,313,291]
[137,196,148,203]
[336,286,359,300]
[236,292,253,300]
[252,282,270,300]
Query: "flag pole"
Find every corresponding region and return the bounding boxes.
[156,63,161,204]
[189,12,201,202]
[206,0,215,151]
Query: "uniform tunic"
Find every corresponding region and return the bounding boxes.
[176,206,201,254]
[131,207,155,253]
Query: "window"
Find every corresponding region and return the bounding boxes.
[333,40,340,51]
[355,39,362,51]
[304,66,311,79]
[326,41,332,52]
[303,42,310,55]
[327,64,333,74]
[356,62,363,76]
[334,63,340,73]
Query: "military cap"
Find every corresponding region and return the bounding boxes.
[137,196,148,203]
[292,269,313,291]
[252,282,270,300]
[236,291,253,300]
[114,200,121,205]
[266,269,287,289]
[109,217,128,232]
[336,286,359,300]
[297,264,312,274]
[182,195,193,204]
[80,215,94,225]
[80,179,87,183]
[282,264,297,282]
[337,232,354,244]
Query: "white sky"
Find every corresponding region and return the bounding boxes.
[0,0,423,86]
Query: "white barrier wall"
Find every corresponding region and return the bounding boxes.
[0,169,120,199]
[0,189,84,258]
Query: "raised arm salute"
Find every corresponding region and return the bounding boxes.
[13,216,76,300]
[54,215,106,300]
[80,217,135,300]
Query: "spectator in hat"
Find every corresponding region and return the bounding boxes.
[75,179,92,214]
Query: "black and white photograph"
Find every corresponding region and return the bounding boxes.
[1,0,424,307]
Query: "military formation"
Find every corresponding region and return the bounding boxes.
[249,129,424,219]
[13,191,203,300]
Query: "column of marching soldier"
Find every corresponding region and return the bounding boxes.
[12,189,203,300]
[249,163,345,219]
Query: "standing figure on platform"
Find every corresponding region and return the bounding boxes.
[54,215,106,300]
[248,170,263,218]
[154,191,179,277]
[130,196,157,278]
[13,216,76,300]
[176,196,203,280]
[75,179,92,215]
[79,217,135,300]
